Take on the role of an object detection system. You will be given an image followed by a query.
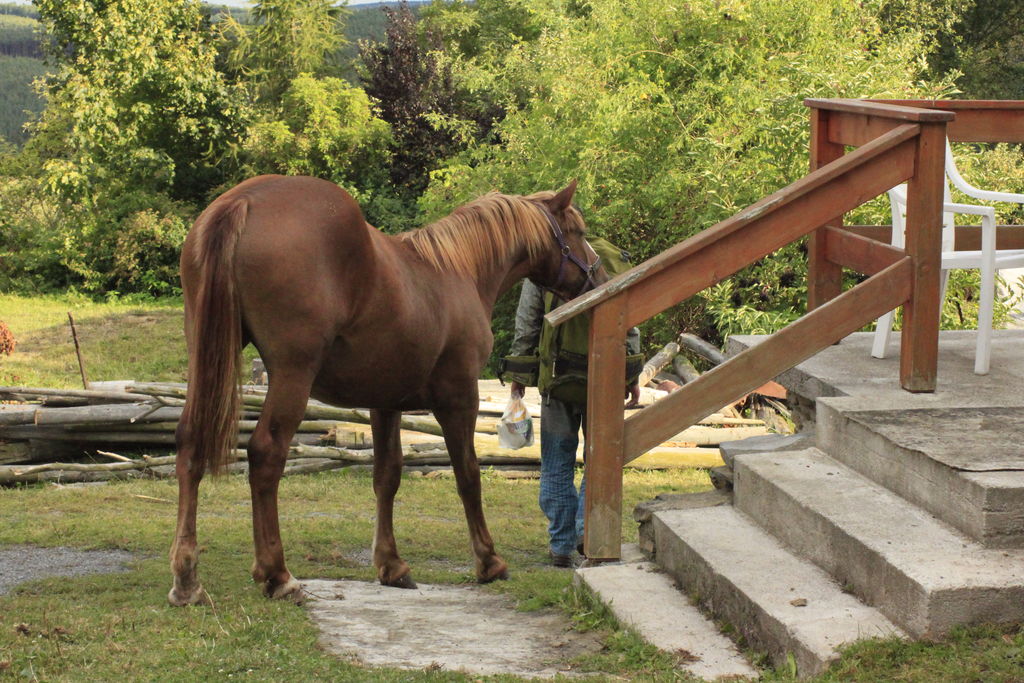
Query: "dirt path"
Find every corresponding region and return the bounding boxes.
[0,545,133,595]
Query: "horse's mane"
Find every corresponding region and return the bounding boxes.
[399,191,585,278]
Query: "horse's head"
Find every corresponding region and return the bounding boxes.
[528,180,608,301]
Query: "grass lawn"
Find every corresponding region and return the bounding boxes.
[0,293,258,388]
[0,468,713,681]
[1,293,1022,681]
[0,293,188,388]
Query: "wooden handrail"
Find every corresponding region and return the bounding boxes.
[872,99,1024,143]
[546,122,921,328]
[805,98,955,123]
[873,99,1024,111]
[844,224,1024,251]
[822,227,907,276]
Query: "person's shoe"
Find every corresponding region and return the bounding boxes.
[549,551,574,568]
[576,542,586,558]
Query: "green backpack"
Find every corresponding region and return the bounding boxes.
[501,237,644,405]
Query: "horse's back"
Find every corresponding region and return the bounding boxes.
[208,176,378,359]
[185,175,368,272]
[230,174,367,247]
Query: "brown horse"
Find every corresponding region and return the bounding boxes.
[168,175,605,606]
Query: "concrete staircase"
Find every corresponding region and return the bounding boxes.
[579,331,1024,680]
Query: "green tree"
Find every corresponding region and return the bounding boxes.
[4,0,248,295]
[359,1,462,200]
[240,73,391,188]
[940,0,1024,99]
[31,0,246,204]
[869,0,966,51]
[222,0,347,103]
[419,0,544,63]
[220,2,396,229]
[872,0,1024,100]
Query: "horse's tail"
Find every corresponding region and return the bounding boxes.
[180,197,247,475]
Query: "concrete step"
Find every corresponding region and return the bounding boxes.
[650,504,903,678]
[576,549,759,681]
[817,398,1024,548]
[733,448,1024,638]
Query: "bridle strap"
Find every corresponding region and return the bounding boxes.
[539,207,602,299]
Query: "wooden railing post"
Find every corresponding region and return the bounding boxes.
[900,121,946,392]
[582,296,627,561]
[808,107,845,310]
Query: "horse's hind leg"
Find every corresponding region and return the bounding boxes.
[434,406,509,583]
[168,416,212,606]
[370,409,416,588]
[247,368,314,601]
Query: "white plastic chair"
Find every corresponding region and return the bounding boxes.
[872,141,1024,375]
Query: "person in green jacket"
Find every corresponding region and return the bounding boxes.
[505,239,641,567]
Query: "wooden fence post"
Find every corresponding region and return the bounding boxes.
[900,121,946,392]
[807,107,846,311]
[582,296,627,561]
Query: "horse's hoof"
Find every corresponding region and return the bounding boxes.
[478,561,510,584]
[382,573,418,589]
[266,576,304,603]
[167,585,212,607]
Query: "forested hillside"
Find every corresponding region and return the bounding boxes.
[0,13,38,57]
[0,3,36,20]
[0,13,43,143]
[0,55,45,143]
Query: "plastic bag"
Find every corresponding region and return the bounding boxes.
[497,396,534,449]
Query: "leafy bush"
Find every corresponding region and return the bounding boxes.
[0,168,193,297]
[108,209,190,296]
[0,174,73,292]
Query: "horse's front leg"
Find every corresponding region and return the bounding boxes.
[434,405,509,583]
[370,409,416,588]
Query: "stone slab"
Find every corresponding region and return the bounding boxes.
[838,406,1024,471]
[733,448,1024,637]
[303,578,602,678]
[652,505,903,678]
[633,488,733,524]
[818,400,1024,547]
[634,490,732,558]
[576,560,759,680]
[727,330,1024,409]
[719,433,816,468]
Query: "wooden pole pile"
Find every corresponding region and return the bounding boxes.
[0,355,781,484]
[635,334,793,431]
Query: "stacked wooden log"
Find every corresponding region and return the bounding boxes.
[635,333,792,432]
[0,345,784,485]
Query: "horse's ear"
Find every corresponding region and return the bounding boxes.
[547,179,578,214]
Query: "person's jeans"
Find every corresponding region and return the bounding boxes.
[539,398,586,556]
